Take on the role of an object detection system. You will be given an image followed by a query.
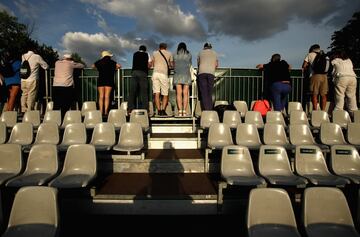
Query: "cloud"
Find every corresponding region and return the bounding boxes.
[196,0,360,41]
[0,3,14,15]
[79,0,206,40]
[13,0,40,19]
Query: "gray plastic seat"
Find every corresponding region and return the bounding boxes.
[113,122,144,155]
[0,144,22,185]
[107,109,126,130]
[164,103,174,117]
[263,124,292,148]
[320,122,347,145]
[81,101,97,116]
[0,111,17,128]
[332,110,351,129]
[2,186,59,237]
[311,110,330,128]
[207,123,234,149]
[247,188,301,237]
[233,100,248,118]
[200,110,219,129]
[223,110,242,129]
[331,145,360,184]
[303,187,360,237]
[287,101,303,115]
[45,101,54,113]
[58,123,86,151]
[120,101,128,115]
[34,122,59,145]
[61,110,82,128]
[43,110,62,127]
[7,122,33,146]
[289,124,316,145]
[49,144,96,188]
[130,109,149,132]
[266,111,287,127]
[289,110,309,125]
[214,100,229,107]
[0,121,6,144]
[245,111,264,129]
[295,145,350,186]
[221,145,266,186]
[90,122,116,151]
[148,101,154,117]
[347,123,360,146]
[259,145,307,186]
[194,100,202,118]
[83,110,102,129]
[6,144,58,187]
[235,123,262,149]
[354,110,360,123]
[22,110,41,128]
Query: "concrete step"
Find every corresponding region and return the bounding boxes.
[148,133,198,149]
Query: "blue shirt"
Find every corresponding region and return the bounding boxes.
[5,60,21,86]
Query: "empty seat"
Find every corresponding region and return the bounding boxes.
[223,110,242,129]
[49,144,96,188]
[61,110,82,128]
[107,109,126,130]
[130,109,149,132]
[354,110,360,123]
[113,122,144,155]
[45,101,54,113]
[90,122,116,151]
[6,144,58,187]
[7,122,33,146]
[259,145,307,186]
[58,123,86,151]
[320,122,347,145]
[43,110,62,127]
[214,100,229,107]
[22,110,41,128]
[0,144,22,185]
[83,110,102,129]
[295,145,350,186]
[148,101,154,117]
[0,111,17,128]
[2,186,59,237]
[311,110,330,128]
[263,124,291,148]
[287,101,303,115]
[81,101,97,116]
[34,122,59,145]
[289,124,316,145]
[332,110,352,129]
[245,111,264,129]
[233,100,248,118]
[194,100,202,118]
[303,187,359,237]
[266,111,287,127]
[207,123,234,150]
[221,145,266,186]
[247,188,301,237]
[289,110,309,125]
[200,111,219,129]
[0,121,6,144]
[347,123,360,146]
[331,145,360,184]
[235,124,262,149]
[120,101,128,114]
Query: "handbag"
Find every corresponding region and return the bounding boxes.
[252,99,271,116]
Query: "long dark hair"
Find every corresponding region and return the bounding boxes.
[177,42,189,54]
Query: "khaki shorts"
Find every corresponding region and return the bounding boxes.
[152,72,169,96]
[310,74,328,96]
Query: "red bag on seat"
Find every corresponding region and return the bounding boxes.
[252,100,271,116]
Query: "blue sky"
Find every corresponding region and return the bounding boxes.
[1,0,359,68]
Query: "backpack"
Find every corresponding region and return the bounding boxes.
[214,104,236,121]
[312,51,329,74]
[0,61,15,78]
[252,99,271,117]
[20,55,32,79]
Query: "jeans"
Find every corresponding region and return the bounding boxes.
[128,70,149,110]
[271,82,291,111]
[197,73,215,110]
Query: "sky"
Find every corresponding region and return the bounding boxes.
[1,0,360,68]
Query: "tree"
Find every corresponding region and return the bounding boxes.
[330,11,360,68]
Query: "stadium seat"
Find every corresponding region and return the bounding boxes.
[233,100,248,118]
[332,110,352,129]
[259,145,307,187]
[266,111,287,127]
[45,101,54,113]
[245,111,264,129]
[331,145,360,184]
[43,110,62,127]
[2,186,59,237]
[347,123,360,146]
[287,101,303,115]
[83,110,102,129]
[247,188,301,237]
[58,123,86,151]
[6,144,58,187]
[81,101,97,116]
[194,100,202,118]
[130,109,150,132]
[0,144,22,185]
[120,101,128,114]
[0,111,17,128]
[223,110,242,129]
[107,109,126,130]
[34,122,59,145]
[113,122,144,155]
[295,145,350,186]
[263,124,292,148]
[22,110,41,128]
[61,110,82,129]
[214,100,229,107]
[200,111,219,129]
[0,121,6,144]
[320,122,347,145]
[289,110,309,125]
[354,110,360,123]
[311,110,330,128]
[7,122,33,146]
[49,144,96,188]
[90,122,116,151]
[148,101,154,117]
[303,187,359,237]
[235,123,262,150]
[289,124,316,145]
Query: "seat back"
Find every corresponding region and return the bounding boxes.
[43,110,62,127]
[331,145,360,176]
[107,109,126,129]
[233,100,248,118]
[0,121,6,144]
[61,123,86,145]
[214,100,229,107]
[221,145,257,178]
[235,124,262,148]
[45,101,54,114]
[22,110,41,127]
[245,111,264,129]
[287,101,303,115]
[311,110,330,128]
[0,111,17,127]
[61,110,82,128]
[34,122,59,145]
[90,123,115,147]
[289,124,316,145]
[320,122,347,145]
[8,122,33,145]
[83,110,102,128]
[259,145,293,176]
[207,123,233,149]
[303,187,354,227]
[354,110,360,123]
[194,100,202,118]
[289,110,309,125]
[266,111,286,127]
[81,101,97,116]
[116,122,144,151]
[263,124,289,145]
[200,111,219,129]
[130,109,149,131]
[223,110,241,128]
[332,110,351,128]
[347,123,360,145]
[0,144,22,175]
[23,144,58,175]
[120,101,128,114]
[295,145,331,176]
[62,144,96,176]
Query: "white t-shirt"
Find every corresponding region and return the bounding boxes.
[331,58,356,78]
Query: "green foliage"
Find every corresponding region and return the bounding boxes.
[71,52,87,67]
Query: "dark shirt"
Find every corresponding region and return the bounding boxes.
[94,56,117,82]
[132,51,149,74]
[264,60,291,84]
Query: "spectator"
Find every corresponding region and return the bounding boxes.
[257,54,292,112]
[197,42,218,110]
[331,51,358,113]
[151,42,173,116]
[173,42,192,116]
[52,54,85,118]
[4,50,21,111]
[20,47,49,112]
[93,51,121,116]
[128,45,152,114]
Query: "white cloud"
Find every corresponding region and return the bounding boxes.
[80,0,206,40]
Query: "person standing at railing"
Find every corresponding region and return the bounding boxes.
[93,51,121,116]
[3,50,21,111]
[197,42,218,110]
[52,54,85,118]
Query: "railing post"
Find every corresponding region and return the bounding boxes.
[117,69,121,109]
[45,69,49,104]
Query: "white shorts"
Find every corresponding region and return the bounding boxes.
[152,72,169,96]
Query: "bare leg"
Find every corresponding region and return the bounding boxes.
[312,95,318,111]
[176,84,183,112]
[6,85,20,111]
[320,95,327,111]
[154,92,161,112]
[98,87,105,115]
[104,86,112,115]
[183,85,189,114]
[162,95,168,112]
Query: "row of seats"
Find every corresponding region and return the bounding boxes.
[0,122,144,153]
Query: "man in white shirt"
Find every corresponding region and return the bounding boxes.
[20,48,49,112]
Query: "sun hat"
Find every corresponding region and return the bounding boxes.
[101,50,113,58]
